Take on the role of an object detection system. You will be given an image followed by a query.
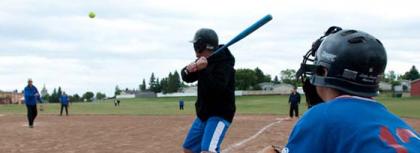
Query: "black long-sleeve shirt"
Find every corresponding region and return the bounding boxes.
[181,45,236,122]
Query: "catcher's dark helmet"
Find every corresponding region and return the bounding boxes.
[191,28,219,52]
[309,29,387,97]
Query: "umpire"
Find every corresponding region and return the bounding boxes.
[288,86,300,119]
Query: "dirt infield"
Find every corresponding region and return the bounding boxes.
[0,115,418,153]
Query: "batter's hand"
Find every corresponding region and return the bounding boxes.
[196,57,208,71]
[186,62,198,73]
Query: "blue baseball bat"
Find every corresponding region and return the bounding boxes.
[209,14,273,57]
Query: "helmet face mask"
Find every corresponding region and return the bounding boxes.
[295,27,343,107]
[296,27,342,81]
[298,27,387,98]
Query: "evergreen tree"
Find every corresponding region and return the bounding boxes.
[273,76,280,84]
[49,88,59,103]
[160,78,168,94]
[114,85,122,96]
[149,73,161,93]
[167,72,175,92]
[402,65,420,80]
[173,71,181,92]
[156,77,162,92]
[57,86,62,98]
[149,73,156,89]
[140,79,147,91]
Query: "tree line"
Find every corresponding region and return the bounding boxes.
[235,67,302,90]
[138,70,185,94]
[41,86,107,103]
[118,65,419,94]
[134,67,298,93]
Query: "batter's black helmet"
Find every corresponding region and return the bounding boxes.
[309,29,387,97]
[191,28,219,52]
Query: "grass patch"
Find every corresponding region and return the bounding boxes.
[0,95,419,118]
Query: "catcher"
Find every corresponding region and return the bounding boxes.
[265,26,419,152]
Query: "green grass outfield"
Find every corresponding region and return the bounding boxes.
[0,95,419,118]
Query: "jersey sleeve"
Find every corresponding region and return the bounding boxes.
[284,105,330,153]
[181,67,199,83]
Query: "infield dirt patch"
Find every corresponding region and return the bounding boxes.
[0,115,418,153]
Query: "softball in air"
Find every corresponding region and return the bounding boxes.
[89,11,96,18]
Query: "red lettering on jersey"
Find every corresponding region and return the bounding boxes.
[396,128,420,143]
[379,126,407,153]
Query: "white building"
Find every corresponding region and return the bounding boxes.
[116,89,136,99]
[400,80,411,92]
[258,82,294,94]
[379,82,392,91]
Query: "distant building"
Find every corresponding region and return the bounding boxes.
[272,84,294,94]
[400,80,411,92]
[379,82,392,91]
[181,86,197,93]
[0,90,23,104]
[157,86,197,97]
[117,89,136,99]
[258,82,294,94]
[259,82,275,91]
[116,89,156,99]
[411,79,420,97]
[135,91,156,98]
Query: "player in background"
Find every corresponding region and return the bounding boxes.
[288,86,300,120]
[60,92,70,116]
[114,98,120,107]
[23,78,43,128]
[181,28,236,153]
[277,27,419,153]
[179,99,185,110]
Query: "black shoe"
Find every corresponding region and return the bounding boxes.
[29,125,34,128]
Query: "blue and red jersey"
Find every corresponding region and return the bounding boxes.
[284,96,419,153]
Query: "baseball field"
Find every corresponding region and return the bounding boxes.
[0,95,419,153]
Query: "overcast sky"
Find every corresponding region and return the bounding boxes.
[0,0,419,96]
